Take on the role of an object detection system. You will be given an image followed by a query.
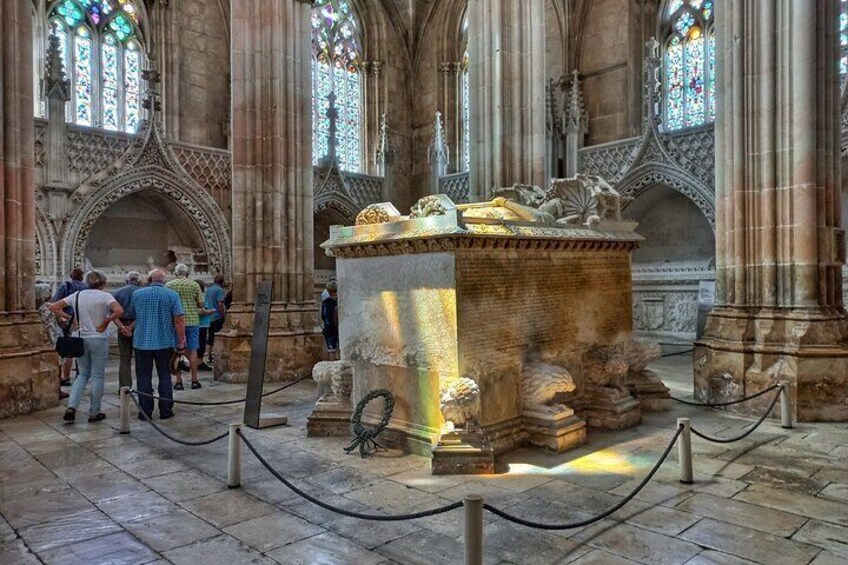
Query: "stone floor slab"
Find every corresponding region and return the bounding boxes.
[817,483,848,504]
[0,486,95,529]
[223,511,324,553]
[0,539,42,565]
[733,485,848,527]
[17,510,121,553]
[674,492,807,536]
[576,522,702,565]
[164,534,276,565]
[124,508,221,552]
[38,531,159,565]
[680,518,820,564]
[267,531,385,565]
[569,549,640,564]
[791,519,848,558]
[97,490,178,523]
[142,469,227,502]
[179,489,276,529]
[375,529,500,565]
[683,550,758,564]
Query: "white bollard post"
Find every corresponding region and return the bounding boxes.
[464,494,483,565]
[119,387,130,435]
[227,423,242,489]
[678,418,693,484]
[780,382,793,429]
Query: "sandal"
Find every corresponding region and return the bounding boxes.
[173,381,184,391]
[87,413,106,423]
[191,381,202,390]
[63,407,76,422]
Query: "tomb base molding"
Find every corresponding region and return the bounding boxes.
[0,314,60,419]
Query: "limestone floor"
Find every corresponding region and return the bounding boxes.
[1,356,847,565]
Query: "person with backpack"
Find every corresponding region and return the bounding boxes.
[51,268,88,386]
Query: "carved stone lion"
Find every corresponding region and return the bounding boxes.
[521,362,577,413]
[312,361,353,404]
[439,377,481,433]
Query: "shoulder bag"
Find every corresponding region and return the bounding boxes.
[55,292,85,358]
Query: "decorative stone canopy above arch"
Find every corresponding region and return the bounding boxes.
[59,110,232,279]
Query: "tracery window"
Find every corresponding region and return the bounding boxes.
[661,0,715,130]
[311,0,363,172]
[44,0,144,133]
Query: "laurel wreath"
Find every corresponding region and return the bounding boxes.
[345,389,394,458]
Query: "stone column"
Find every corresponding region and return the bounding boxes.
[376,113,395,202]
[696,0,848,421]
[0,0,59,418]
[215,0,323,383]
[468,0,547,200]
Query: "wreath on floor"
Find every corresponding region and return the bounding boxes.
[344,389,394,458]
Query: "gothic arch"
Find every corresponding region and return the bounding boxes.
[314,192,360,224]
[617,163,715,229]
[60,168,232,279]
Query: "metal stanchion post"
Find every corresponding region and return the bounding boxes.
[780,382,793,429]
[678,418,693,484]
[119,387,130,435]
[464,494,483,565]
[228,423,242,489]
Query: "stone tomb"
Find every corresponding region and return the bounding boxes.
[316,179,670,473]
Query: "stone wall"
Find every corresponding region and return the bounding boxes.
[167,0,231,149]
[455,247,634,424]
[579,0,636,145]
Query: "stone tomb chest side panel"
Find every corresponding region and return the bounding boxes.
[455,247,634,425]
[337,251,459,438]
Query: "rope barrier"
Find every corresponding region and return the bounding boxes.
[130,374,311,407]
[128,392,229,446]
[237,429,464,521]
[671,383,780,407]
[661,348,695,358]
[689,385,783,444]
[481,424,684,530]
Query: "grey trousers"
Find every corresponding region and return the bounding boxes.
[118,332,134,388]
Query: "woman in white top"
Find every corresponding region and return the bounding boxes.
[49,270,124,423]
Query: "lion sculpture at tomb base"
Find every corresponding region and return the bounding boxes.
[520,362,578,414]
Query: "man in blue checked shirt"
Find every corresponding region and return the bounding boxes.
[126,268,187,420]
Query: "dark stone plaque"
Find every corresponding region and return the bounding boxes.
[243,281,285,428]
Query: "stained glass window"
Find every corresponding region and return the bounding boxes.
[311,0,363,172]
[462,50,470,172]
[662,0,715,130]
[841,0,848,82]
[43,0,145,133]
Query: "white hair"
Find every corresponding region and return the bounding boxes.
[126,271,142,284]
[174,263,190,277]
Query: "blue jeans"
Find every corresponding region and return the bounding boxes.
[135,348,174,418]
[68,337,109,416]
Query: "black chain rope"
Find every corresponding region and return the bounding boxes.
[130,374,311,407]
[661,348,695,358]
[482,424,684,530]
[237,428,464,521]
[690,385,784,444]
[127,392,229,446]
[671,383,780,407]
